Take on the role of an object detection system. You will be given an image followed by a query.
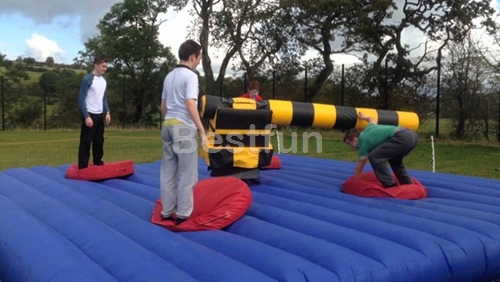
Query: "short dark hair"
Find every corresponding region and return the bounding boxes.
[343,128,361,143]
[93,56,108,65]
[248,80,260,91]
[178,40,202,61]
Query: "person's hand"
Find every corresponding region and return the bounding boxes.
[353,171,362,180]
[201,135,208,152]
[200,132,208,148]
[85,117,93,127]
[105,113,111,125]
[358,112,376,124]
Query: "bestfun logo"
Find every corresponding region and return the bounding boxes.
[171,124,323,154]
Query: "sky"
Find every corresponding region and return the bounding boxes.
[0,0,192,65]
[0,0,499,67]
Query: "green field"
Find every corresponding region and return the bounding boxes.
[1,128,499,180]
[0,130,162,170]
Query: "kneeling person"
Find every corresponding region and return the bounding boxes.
[343,112,418,188]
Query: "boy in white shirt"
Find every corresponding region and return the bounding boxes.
[160,40,207,225]
[77,56,111,169]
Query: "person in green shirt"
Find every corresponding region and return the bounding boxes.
[343,112,418,188]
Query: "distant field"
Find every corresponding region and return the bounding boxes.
[1,129,499,180]
[0,130,161,170]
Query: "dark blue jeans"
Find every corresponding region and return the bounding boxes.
[368,129,418,187]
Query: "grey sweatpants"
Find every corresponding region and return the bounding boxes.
[368,130,418,187]
[160,124,199,219]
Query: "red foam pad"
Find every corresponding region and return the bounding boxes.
[342,171,428,200]
[151,177,252,232]
[261,155,281,169]
[65,160,135,181]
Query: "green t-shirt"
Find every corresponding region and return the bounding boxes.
[357,123,400,158]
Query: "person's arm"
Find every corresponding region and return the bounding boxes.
[358,112,376,124]
[103,91,111,125]
[78,75,93,127]
[353,156,368,179]
[160,99,167,119]
[186,99,207,147]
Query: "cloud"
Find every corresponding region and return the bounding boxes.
[25,33,64,61]
[2,0,498,68]
[0,0,191,61]
[158,8,190,53]
[0,0,121,42]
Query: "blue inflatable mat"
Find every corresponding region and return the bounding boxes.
[1,154,500,282]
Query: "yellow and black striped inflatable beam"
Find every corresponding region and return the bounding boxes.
[200,95,419,131]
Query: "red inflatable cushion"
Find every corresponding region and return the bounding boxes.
[261,155,281,169]
[65,160,135,181]
[151,177,252,232]
[342,171,428,200]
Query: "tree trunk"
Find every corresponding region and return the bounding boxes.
[199,3,214,96]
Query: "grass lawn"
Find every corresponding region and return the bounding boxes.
[274,128,500,180]
[0,129,161,170]
[0,128,499,180]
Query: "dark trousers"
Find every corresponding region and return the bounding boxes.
[78,113,105,169]
[368,130,418,187]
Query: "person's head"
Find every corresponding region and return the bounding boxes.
[343,128,361,149]
[93,56,108,76]
[178,40,202,70]
[248,80,260,99]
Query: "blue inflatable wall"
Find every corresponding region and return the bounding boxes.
[1,154,500,281]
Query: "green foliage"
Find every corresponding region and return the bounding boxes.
[77,0,177,125]
[1,0,499,140]
[10,97,44,128]
[4,62,29,84]
[49,69,85,128]
[39,71,58,94]
[45,56,55,67]
[22,57,36,65]
[0,129,498,180]
[440,35,499,140]
[0,52,6,67]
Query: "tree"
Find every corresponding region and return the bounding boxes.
[188,0,220,96]
[4,63,29,84]
[281,0,393,102]
[23,57,36,65]
[77,0,177,124]
[50,69,86,128]
[353,0,496,109]
[39,71,58,95]
[182,0,291,96]
[441,35,495,140]
[46,57,55,67]
[215,0,291,82]
[0,52,6,67]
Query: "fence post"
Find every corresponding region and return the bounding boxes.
[304,67,308,102]
[435,50,442,138]
[122,75,126,129]
[498,90,500,142]
[384,58,389,109]
[243,72,247,94]
[1,75,4,131]
[219,74,223,98]
[341,64,345,106]
[272,70,276,100]
[43,78,47,131]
